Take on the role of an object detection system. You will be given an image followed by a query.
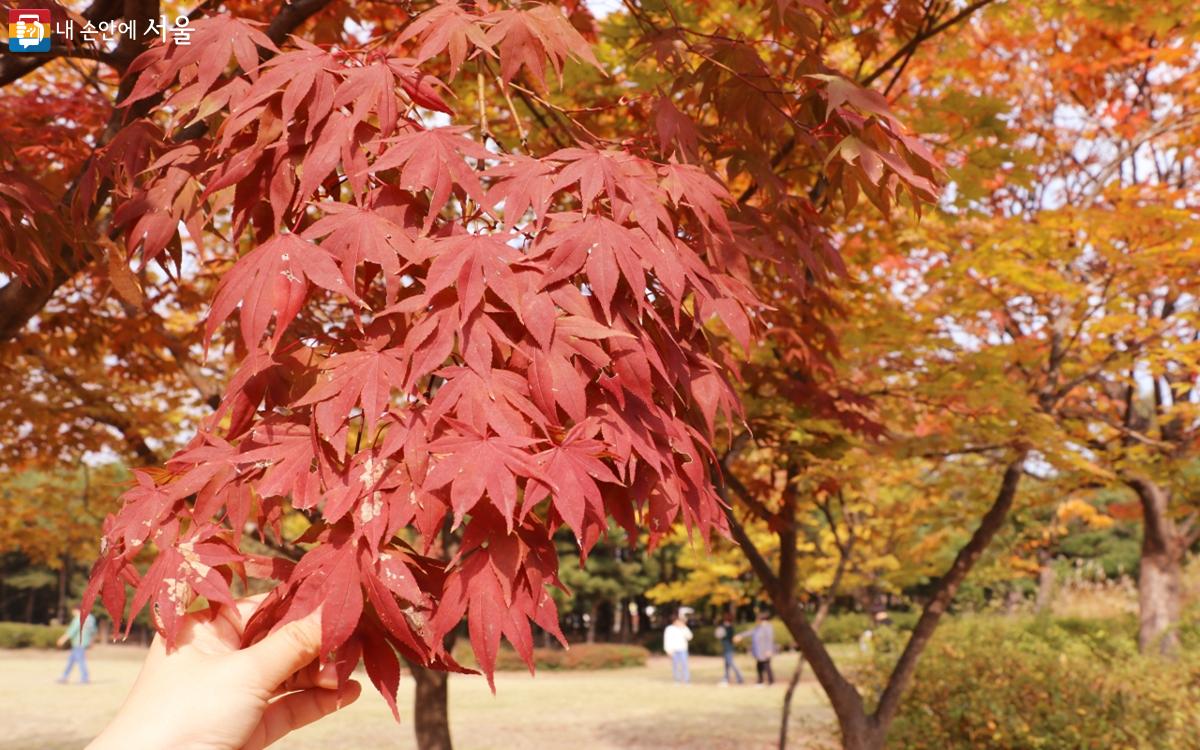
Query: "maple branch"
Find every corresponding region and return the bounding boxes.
[721,462,777,525]
[506,79,608,145]
[494,74,528,148]
[910,442,1008,459]
[249,532,305,562]
[860,0,998,87]
[27,347,161,465]
[777,467,800,596]
[736,0,994,208]
[735,138,797,205]
[265,0,336,44]
[719,483,780,594]
[156,325,223,409]
[872,454,1026,726]
[1047,329,1165,407]
[3,45,126,72]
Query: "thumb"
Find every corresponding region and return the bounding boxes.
[236,608,326,690]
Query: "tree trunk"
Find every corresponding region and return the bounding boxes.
[56,561,68,624]
[1139,550,1182,655]
[617,598,629,642]
[779,663,804,750]
[780,603,832,750]
[840,721,886,750]
[407,659,453,750]
[1129,477,1185,656]
[56,552,73,624]
[1034,549,1055,614]
[586,601,599,644]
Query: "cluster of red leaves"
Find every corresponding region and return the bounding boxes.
[0,143,65,283]
[82,3,756,709]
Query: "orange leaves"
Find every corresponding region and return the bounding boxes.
[808,71,941,213]
[485,5,603,91]
[398,0,496,78]
[398,1,602,90]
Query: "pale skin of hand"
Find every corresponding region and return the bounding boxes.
[87,595,361,750]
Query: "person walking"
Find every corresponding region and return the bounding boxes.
[715,613,744,686]
[738,611,775,686]
[56,606,98,684]
[662,612,693,684]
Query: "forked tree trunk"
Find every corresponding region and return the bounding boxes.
[728,458,1025,750]
[407,659,453,750]
[1129,477,1186,656]
[840,721,886,750]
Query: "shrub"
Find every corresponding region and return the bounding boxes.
[866,615,1200,749]
[1179,605,1200,650]
[0,622,61,649]
[452,642,649,671]
[819,612,872,643]
[688,625,722,656]
[889,610,920,632]
[769,618,797,651]
[818,611,919,643]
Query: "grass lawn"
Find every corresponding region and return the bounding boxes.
[0,646,839,750]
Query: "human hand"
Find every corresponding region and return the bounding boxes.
[87,595,361,750]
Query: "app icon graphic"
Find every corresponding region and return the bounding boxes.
[8,9,51,53]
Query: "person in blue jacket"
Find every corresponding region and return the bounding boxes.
[736,610,775,685]
[56,605,98,684]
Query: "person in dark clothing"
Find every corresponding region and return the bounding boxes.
[715,613,744,685]
[737,610,775,685]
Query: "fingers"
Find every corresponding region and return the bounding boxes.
[212,593,273,638]
[274,656,339,694]
[243,681,362,750]
[234,608,326,690]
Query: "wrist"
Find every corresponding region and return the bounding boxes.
[87,715,192,750]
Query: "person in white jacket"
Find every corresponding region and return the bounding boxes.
[662,613,693,684]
